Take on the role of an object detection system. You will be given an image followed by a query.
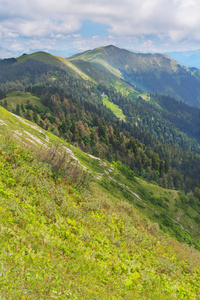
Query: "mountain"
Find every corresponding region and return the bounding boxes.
[1,105,200,298]
[0,51,91,93]
[2,46,200,298]
[167,49,200,69]
[2,47,200,108]
[69,45,200,107]
[1,52,200,194]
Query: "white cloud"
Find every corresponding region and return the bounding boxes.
[71,35,117,52]
[0,0,200,41]
[1,0,200,55]
[0,47,17,58]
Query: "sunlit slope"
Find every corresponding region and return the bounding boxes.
[0,106,200,248]
[1,107,200,298]
[69,58,122,83]
[68,57,141,99]
[69,45,200,107]
[16,51,88,78]
[2,91,44,111]
[0,51,94,91]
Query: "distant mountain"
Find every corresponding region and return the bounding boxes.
[69,45,200,107]
[2,47,200,107]
[167,49,200,69]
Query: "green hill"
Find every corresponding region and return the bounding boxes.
[1,106,200,298]
[2,47,200,107]
[0,52,93,94]
[69,45,200,107]
[16,52,86,78]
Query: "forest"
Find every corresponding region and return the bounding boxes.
[1,70,200,194]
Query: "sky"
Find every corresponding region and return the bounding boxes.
[1,0,200,58]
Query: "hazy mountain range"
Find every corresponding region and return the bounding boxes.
[167,49,200,69]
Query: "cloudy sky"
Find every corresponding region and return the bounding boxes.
[1,0,200,58]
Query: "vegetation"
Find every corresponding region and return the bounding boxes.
[1,72,200,195]
[69,45,200,107]
[1,107,200,299]
[102,93,126,121]
[2,80,200,194]
[1,48,200,298]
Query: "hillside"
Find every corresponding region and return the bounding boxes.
[2,79,200,194]
[0,52,92,94]
[1,106,200,298]
[2,47,200,108]
[69,45,200,107]
[16,52,89,79]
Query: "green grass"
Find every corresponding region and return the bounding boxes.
[69,47,122,78]
[16,52,60,66]
[0,105,200,248]
[1,107,200,298]
[139,93,151,101]
[56,56,92,81]
[1,135,200,299]
[1,91,45,110]
[93,58,123,78]
[102,94,126,121]
[69,48,104,62]
[15,52,83,78]
[69,59,115,83]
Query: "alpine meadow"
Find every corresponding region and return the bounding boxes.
[1,45,200,299]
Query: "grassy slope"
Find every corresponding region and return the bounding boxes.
[102,94,126,121]
[69,59,121,84]
[69,45,200,106]
[68,53,149,97]
[1,107,200,298]
[16,52,83,78]
[1,93,200,245]
[69,48,123,79]
[55,56,92,81]
[69,45,183,77]
[16,52,60,65]
[2,91,45,110]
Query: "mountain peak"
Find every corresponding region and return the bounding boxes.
[104,45,118,49]
[68,45,200,106]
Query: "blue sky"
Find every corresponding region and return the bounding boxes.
[1,0,200,58]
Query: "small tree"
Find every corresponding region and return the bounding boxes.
[194,187,200,200]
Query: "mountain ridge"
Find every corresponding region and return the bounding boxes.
[69,45,200,107]
[167,49,200,69]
